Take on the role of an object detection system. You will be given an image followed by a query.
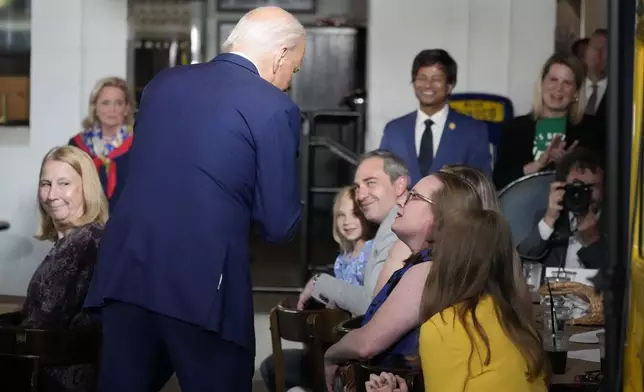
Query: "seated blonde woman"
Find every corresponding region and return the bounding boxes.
[323,171,483,389]
[367,209,547,392]
[373,165,500,295]
[1,145,109,391]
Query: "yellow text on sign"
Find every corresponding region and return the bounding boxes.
[449,100,505,123]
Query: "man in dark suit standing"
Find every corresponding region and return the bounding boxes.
[584,29,608,124]
[84,7,306,392]
[379,49,492,185]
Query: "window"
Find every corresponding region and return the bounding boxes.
[0,0,30,126]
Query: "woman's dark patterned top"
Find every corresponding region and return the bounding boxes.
[361,248,431,367]
[20,222,103,391]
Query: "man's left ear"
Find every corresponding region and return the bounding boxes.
[272,48,288,74]
[394,176,408,196]
[446,84,454,95]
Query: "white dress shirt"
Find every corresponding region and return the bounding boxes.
[584,77,608,113]
[414,104,449,157]
[229,51,260,73]
[538,212,600,269]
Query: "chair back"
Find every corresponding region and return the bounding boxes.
[334,315,364,342]
[0,312,101,365]
[272,298,328,343]
[0,326,101,366]
[498,171,556,245]
[269,298,350,392]
[0,312,101,392]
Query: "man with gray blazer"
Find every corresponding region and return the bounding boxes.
[260,150,409,392]
[298,150,410,315]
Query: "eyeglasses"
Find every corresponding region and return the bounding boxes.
[403,189,434,206]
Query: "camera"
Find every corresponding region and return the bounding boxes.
[563,180,592,215]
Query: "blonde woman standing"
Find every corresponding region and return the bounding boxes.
[69,76,136,210]
[494,53,605,189]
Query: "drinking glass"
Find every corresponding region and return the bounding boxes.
[523,262,543,292]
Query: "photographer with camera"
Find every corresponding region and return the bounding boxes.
[517,147,605,270]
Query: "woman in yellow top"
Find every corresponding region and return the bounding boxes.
[366,208,548,392]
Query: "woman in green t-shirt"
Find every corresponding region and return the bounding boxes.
[494,52,605,189]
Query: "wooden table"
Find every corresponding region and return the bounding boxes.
[550,325,601,390]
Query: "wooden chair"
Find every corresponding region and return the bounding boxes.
[269,298,350,392]
[333,315,364,342]
[0,311,101,392]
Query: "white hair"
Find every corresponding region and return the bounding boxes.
[222,6,306,57]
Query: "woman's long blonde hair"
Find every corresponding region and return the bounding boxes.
[421,208,547,382]
[82,76,136,130]
[36,146,109,242]
[531,52,586,125]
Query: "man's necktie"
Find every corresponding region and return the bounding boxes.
[418,119,434,177]
[585,83,598,115]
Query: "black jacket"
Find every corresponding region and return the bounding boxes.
[494,113,605,189]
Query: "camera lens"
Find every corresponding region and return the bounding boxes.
[563,182,592,215]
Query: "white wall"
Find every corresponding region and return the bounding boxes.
[205,0,368,58]
[366,0,556,150]
[0,0,127,296]
[582,0,607,36]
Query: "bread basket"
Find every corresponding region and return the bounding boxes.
[538,281,604,326]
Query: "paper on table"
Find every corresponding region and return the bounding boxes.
[568,349,601,363]
[545,267,599,286]
[569,328,605,344]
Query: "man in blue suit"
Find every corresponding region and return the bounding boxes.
[379,49,492,185]
[84,7,306,392]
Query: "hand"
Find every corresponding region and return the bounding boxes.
[544,181,566,228]
[297,277,316,311]
[365,372,408,392]
[525,136,579,175]
[324,362,340,392]
[576,211,601,246]
[549,136,579,163]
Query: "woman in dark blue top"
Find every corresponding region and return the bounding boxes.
[323,170,485,389]
[361,248,432,367]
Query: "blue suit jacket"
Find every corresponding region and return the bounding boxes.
[84,53,302,354]
[379,109,492,185]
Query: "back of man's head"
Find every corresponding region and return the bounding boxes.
[222,7,305,61]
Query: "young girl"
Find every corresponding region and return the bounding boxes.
[331,186,376,286]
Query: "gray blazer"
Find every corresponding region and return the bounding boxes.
[312,206,399,315]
